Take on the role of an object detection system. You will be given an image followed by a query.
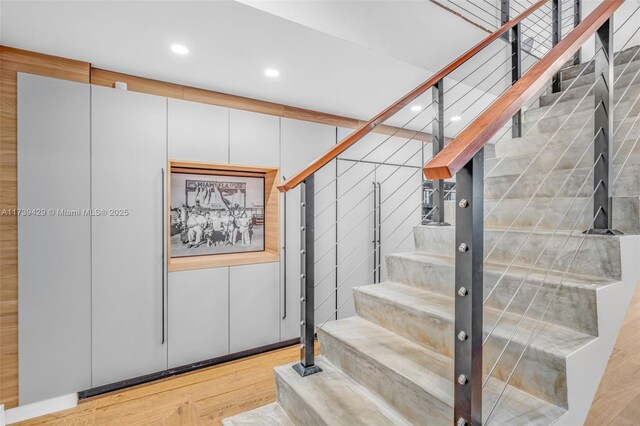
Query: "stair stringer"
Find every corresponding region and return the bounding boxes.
[556,235,640,425]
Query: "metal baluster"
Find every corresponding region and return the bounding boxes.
[454,150,484,426]
[427,79,449,226]
[573,0,582,65]
[512,22,523,138]
[293,175,322,377]
[372,181,378,283]
[500,0,511,40]
[587,16,621,235]
[552,0,562,92]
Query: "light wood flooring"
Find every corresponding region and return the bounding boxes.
[13,284,640,425]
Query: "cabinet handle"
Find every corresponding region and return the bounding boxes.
[372,181,377,283]
[282,177,287,320]
[161,167,166,344]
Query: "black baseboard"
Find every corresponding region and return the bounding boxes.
[77,337,300,401]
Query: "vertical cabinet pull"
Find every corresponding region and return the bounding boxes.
[372,181,378,283]
[282,177,287,320]
[161,168,166,344]
[377,182,382,281]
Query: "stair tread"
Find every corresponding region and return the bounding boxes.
[275,358,411,425]
[321,316,566,425]
[388,251,615,287]
[222,403,294,426]
[356,282,595,356]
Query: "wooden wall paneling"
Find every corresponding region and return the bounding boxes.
[0,46,91,408]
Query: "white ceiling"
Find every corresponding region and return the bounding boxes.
[0,0,513,136]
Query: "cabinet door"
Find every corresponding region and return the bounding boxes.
[229,262,280,352]
[376,164,423,281]
[336,160,376,319]
[168,99,229,163]
[17,73,91,403]
[229,109,280,167]
[168,268,229,367]
[280,119,337,339]
[91,86,168,386]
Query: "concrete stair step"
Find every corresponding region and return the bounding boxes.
[319,316,566,425]
[413,225,622,280]
[386,251,610,335]
[522,109,636,135]
[487,139,640,178]
[559,46,640,80]
[274,358,410,426]
[443,196,640,235]
[222,403,294,426]
[524,82,640,123]
[483,162,640,200]
[539,77,640,108]
[495,117,640,157]
[352,283,594,407]
[560,56,640,91]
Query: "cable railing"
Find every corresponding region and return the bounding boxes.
[273,0,640,423]
[423,0,633,424]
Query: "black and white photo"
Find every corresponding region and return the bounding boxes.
[170,171,265,257]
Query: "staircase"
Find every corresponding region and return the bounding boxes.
[224,45,640,425]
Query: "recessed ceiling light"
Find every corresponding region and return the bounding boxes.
[264,68,280,78]
[171,44,189,55]
[410,105,423,112]
[451,116,462,122]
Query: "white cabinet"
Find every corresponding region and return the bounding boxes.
[376,164,423,281]
[280,119,337,338]
[168,268,229,367]
[229,262,280,352]
[168,99,229,163]
[336,160,376,319]
[91,86,168,386]
[17,73,91,403]
[229,110,280,167]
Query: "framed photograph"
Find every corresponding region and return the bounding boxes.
[170,170,266,257]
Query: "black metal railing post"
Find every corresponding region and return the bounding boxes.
[293,175,322,377]
[552,0,562,92]
[454,150,484,426]
[573,0,582,65]
[587,16,621,236]
[428,79,449,226]
[500,0,511,40]
[512,22,523,138]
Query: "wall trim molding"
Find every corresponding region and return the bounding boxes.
[4,393,77,425]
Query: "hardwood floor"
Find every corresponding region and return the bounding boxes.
[16,345,302,425]
[13,284,640,425]
[585,281,640,426]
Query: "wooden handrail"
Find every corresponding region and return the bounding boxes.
[277,0,550,193]
[423,0,624,180]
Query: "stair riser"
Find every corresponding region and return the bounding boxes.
[413,226,622,280]
[540,77,640,107]
[484,164,640,201]
[495,119,640,157]
[560,47,640,80]
[525,87,640,123]
[386,255,598,335]
[353,290,568,407]
[523,110,636,135]
[487,142,640,178]
[275,370,325,425]
[318,328,452,425]
[561,59,640,90]
[443,197,640,234]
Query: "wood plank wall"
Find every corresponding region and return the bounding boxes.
[0,44,432,408]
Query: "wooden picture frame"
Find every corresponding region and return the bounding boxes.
[168,160,280,271]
